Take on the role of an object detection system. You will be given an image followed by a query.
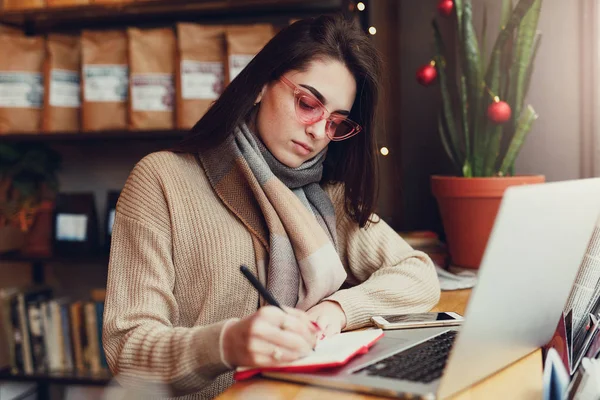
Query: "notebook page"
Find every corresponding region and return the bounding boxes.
[236,328,383,372]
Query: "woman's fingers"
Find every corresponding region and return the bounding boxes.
[315,315,329,340]
[225,306,327,368]
[245,337,306,365]
[281,307,319,347]
[255,319,314,355]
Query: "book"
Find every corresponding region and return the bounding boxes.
[84,301,102,374]
[49,298,69,372]
[0,288,18,371]
[234,329,384,380]
[26,300,46,373]
[95,301,108,369]
[545,216,600,377]
[16,286,52,374]
[59,302,74,372]
[69,301,86,373]
[542,348,569,400]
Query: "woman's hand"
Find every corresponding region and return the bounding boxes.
[221,306,319,368]
[306,301,347,339]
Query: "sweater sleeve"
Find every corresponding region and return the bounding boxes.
[322,185,441,331]
[102,155,233,397]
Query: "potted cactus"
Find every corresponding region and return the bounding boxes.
[424,0,544,268]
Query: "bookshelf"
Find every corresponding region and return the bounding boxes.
[0,367,111,386]
[0,130,187,143]
[0,251,110,285]
[0,0,352,33]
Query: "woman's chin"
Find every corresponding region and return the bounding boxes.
[276,152,305,168]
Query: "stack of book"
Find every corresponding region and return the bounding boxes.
[544,218,600,397]
[0,286,108,376]
[398,231,449,269]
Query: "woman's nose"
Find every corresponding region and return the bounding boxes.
[305,118,328,140]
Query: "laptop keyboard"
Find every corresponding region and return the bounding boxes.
[358,330,457,383]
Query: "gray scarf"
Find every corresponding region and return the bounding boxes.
[199,123,347,309]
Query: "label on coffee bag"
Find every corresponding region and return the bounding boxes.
[50,69,81,108]
[0,72,44,108]
[181,60,224,100]
[131,73,174,111]
[83,65,128,103]
[228,54,255,82]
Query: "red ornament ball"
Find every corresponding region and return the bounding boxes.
[437,0,454,17]
[416,63,437,87]
[487,100,512,124]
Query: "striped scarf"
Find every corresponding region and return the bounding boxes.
[198,123,347,310]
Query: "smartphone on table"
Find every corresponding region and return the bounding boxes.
[371,312,463,330]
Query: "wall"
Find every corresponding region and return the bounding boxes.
[472,0,583,182]
[371,0,455,233]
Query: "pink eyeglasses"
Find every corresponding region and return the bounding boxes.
[279,76,362,141]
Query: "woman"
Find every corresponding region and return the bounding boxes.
[103,14,440,399]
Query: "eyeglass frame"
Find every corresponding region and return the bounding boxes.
[278,75,362,141]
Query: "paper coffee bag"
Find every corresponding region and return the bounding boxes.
[128,27,175,130]
[0,34,45,134]
[43,34,81,133]
[81,30,128,131]
[225,24,274,84]
[2,0,45,10]
[176,23,225,130]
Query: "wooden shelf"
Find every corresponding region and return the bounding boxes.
[0,129,186,143]
[0,367,112,386]
[0,0,347,33]
[0,250,109,264]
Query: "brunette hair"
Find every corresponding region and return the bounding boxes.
[173,15,383,227]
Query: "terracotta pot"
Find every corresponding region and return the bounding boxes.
[431,175,545,269]
[0,225,26,254]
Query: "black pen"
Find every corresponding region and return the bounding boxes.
[239,265,322,331]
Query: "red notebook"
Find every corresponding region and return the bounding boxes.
[234,329,384,380]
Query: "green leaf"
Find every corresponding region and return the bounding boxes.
[461,1,482,174]
[501,0,513,28]
[461,1,481,121]
[482,49,502,175]
[499,105,538,174]
[462,160,473,178]
[484,126,503,175]
[511,0,542,120]
[480,4,488,78]
[433,20,464,163]
[438,114,461,174]
[459,75,471,162]
[484,0,536,89]
[454,0,465,44]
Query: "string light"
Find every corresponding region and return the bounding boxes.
[380,147,389,156]
[357,2,366,11]
[368,26,377,35]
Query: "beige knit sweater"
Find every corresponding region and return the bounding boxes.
[103,151,441,399]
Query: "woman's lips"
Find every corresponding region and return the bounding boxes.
[292,140,312,156]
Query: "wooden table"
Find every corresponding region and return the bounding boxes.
[216,290,543,399]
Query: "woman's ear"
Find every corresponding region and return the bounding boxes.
[254,85,267,105]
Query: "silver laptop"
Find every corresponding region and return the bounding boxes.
[265,178,600,399]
